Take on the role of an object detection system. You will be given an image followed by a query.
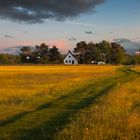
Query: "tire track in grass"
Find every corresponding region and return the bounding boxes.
[0,67,139,140]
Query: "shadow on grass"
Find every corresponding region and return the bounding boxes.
[24,68,139,140]
[0,83,96,127]
[0,67,139,140]
[0,103,53,127]
[20,84,115,140]
[0,111,30,127]
[0,84,93,127]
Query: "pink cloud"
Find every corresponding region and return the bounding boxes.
[0,39,74,54]
[21,39,72,53]
[47,39,70,53]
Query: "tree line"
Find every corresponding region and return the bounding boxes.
[0,41,140,65]
[20,43,63,64]
[74,40,140,64]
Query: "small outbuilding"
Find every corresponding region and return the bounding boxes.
[97,61,105,65]
[64,51,78,65]
[91,61,105,65]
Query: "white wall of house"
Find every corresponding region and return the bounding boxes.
[64,52,78,65]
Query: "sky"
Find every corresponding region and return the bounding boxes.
[0,0,140,54]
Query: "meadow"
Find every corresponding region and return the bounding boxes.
[0,65,139,139]
[57,67,140,140]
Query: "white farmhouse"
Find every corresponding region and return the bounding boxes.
[64,51,78,65]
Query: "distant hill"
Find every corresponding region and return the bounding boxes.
[0,46,35,55]
[115,39,140,54]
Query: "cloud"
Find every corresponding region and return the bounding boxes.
[0,39,68,54]
[47,39,70,53]
[85,31,93,34]
[64,21,96,27]
[114,38,140,54]
[23,31,28,34]
[69,37,77,41]
[0,46,34,55]
[0,0,105,23]
[49,20,96,27]
[131,37,140,41]
[4,35,14,38]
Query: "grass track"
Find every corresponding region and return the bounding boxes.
[56,67,140,140]
[0,66,139,140]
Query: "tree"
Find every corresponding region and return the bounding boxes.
[20,43,63,64]
[85,42,96,63]
[74,41,88,64]
[98,40,112,63]
[74,41,112,64]
[20,46,33,63]
[34,43,49,64]
[49,46,63,63]
[74,40,127,64]
[110,43,126,64]
[94,43,106,62]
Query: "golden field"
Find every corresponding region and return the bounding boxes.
[0,65,139,139]
[57,72,140,140]
[0,66,119,118]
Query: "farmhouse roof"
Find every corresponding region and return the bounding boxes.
[64,50,76,58]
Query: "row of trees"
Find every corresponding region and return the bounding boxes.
[0,41,140,65]
[20,43,63,64]
[74,41,126,64]
[74,40,140,65]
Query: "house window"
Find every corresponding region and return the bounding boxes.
[69,55,71,58]
[66,60,68,63]
[69,60,71,63]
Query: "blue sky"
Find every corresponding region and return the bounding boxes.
[0,0,140,53]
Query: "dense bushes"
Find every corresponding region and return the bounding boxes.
[0,54,20,65]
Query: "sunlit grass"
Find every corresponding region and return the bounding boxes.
[1,65,139,139]
[57,75,140,140]
[0,66,119,122]
[133,65,140,72]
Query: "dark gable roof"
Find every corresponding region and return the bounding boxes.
[64,50,76,59]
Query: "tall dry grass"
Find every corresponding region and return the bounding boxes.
[133,66,140,72]
[0,66,119,121]
[57,77,140,140]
